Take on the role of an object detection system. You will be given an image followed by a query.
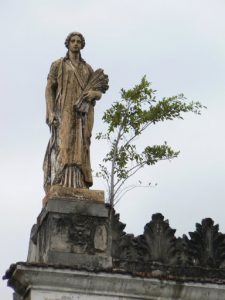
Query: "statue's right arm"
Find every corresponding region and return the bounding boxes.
[45,61,58,126]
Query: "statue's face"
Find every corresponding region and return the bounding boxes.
[69,35,82,53]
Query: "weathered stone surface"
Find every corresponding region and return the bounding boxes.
[43,185,105,206]
[184,218,225,268]
[26,207,225,276]
[13,293,21,300]
[27,224,38,262]
[6,208,225,299]
[5,263,225,300]
[111,211,177,265]
[41,196,108,218]
[94,225,107,251]
[110,211,225,272]
[27,196,111,270]
[142,213,177,264]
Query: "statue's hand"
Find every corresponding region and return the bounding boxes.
[83,90,102,102]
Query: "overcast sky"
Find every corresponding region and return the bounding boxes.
[1,1,225,298]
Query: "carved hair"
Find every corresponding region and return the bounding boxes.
[64,32,85,49]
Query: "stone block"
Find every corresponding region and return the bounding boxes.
[28,195,112,270]
[43,196,108,218]
[43,185,104,206]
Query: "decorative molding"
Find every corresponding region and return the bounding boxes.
[141,213,177,264]
[111,212,225,271]
[184,218,225,268]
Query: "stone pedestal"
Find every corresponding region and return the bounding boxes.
[42,185,105,206]
[28,190,112,270]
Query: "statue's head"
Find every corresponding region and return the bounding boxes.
[64,32,85,50]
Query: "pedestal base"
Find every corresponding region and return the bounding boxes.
[28,192,112,270]
[43,185,105,206]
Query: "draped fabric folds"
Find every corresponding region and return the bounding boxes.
[43,58,94,192]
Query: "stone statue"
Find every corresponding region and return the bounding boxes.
[43,32,109,192]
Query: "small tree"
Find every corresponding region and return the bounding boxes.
[96,76,205,206]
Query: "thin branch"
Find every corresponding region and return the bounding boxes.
[109,124,124,205]
[123,121,153,148]
[109,100,132,205]
[113,163,144,198]
[105,176,110,192]
[113,161,144,189]
[114,185,137,206]
[114,184,153,206]
[112,153,177,202]
[114,183,136,200]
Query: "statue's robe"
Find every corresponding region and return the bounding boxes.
[43,57,94,192]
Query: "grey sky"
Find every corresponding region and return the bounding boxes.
[1,1,225,298]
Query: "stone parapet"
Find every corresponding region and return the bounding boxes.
[4,199,225,299]
[5,263,225,300]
